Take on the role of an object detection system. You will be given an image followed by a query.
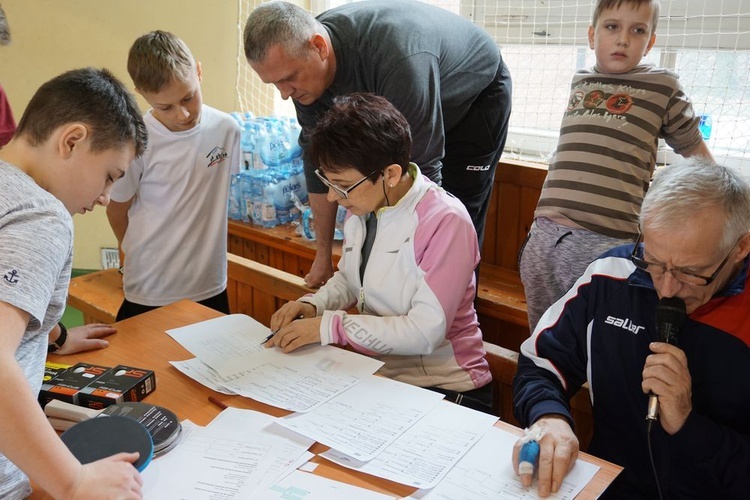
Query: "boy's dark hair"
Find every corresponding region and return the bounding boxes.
[15,67,147,157]
[592,0,661,33]
[309,93,411,181]
[127,30,196,93]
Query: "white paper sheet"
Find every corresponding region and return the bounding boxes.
[167,314,384,412]
[278,375,445,462]
[170,358,236,394]
[254,470,397,500]
[207,408,315,496]
[321,401,498,488]
[142,425,277,499]
[166,314,268,369]
[218,348,381,412]
[410,425,601,500]
[142,408,315,500]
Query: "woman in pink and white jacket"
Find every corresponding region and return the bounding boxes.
[268,93,492,413]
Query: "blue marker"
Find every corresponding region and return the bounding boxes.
[518,439,540,476]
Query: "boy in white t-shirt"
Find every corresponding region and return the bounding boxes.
[107,30,241,320]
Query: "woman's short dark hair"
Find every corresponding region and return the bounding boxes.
[309,93,411,181]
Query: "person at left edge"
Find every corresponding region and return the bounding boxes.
[0,67,148,500]
[244,0,511,288]
[107,30,240,321]
[1,3,17,147]
[268,93,492,414]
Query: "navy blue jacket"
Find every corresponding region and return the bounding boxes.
[514,244,750,499]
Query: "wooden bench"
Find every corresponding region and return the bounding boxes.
[64,253,313,327]
[66,268,123,324]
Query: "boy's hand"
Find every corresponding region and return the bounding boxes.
[65,452,142,499]
[54,324,116,356]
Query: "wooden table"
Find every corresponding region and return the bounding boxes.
[39,299,620,498]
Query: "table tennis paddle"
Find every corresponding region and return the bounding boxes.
[46,399,182,457]
[60,415,153,472]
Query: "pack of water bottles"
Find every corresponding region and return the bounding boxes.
[227,112,308,228]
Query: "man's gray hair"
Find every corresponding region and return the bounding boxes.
[640,158,750,252]
[243,1,321,62]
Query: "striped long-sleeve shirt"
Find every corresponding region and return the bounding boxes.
[535,64,703,239]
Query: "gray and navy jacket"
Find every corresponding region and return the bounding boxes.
[514,244,750,499]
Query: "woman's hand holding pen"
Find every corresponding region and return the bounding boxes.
[267,301,320,353]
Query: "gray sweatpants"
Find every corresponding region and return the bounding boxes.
[519,217,633,332]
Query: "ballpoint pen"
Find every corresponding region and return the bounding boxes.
[260,313,305,345]
[259,330,278,345]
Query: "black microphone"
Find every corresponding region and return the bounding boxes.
[646,297,687,421]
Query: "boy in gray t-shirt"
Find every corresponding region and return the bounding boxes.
[0,68,147,499]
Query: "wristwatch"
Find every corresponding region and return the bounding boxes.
[48,322,68,353]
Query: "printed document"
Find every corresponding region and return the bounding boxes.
[322,401,498,488]
[278,375,444,461]
[410,425,600,499]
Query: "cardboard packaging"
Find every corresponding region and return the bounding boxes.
[39,362,110,406]
[78,365,156,409]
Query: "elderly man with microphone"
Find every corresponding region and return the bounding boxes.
[512,158,750,499]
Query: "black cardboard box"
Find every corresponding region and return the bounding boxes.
[42,361,72,383]
[78,365,156,409]
[39,362,110,407]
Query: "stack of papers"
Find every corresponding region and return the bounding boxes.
[409,426,601,499]
[161,314,603,498]
[142,408,314,499]
[166,314,383,412]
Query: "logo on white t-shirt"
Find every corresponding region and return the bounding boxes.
[206,147,228,168]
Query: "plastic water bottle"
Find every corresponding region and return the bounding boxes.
[334,205,347,240]
[241,121,255,169]
[253,125,270,170]
[699,114,712,140]
[290,156,308,206]
[261,174,278,228]
[238,170,253,223]
[250,169,263,225]
[228,172,244,220]
[230,112,244,127]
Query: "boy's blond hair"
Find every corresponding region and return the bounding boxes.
[127,30,196,93]
[592,0,661,33]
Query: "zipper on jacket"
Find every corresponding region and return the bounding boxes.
[358,287,365,313]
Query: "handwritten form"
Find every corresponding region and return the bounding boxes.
[142,408,314,499]
[166,314,267,370]
[321,401,498,489]
[278,375,445,461]
[409,425,601,500]
[165,314,383,412]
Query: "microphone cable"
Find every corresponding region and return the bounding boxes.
[646,419,664,500]
[645,296,685,500]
